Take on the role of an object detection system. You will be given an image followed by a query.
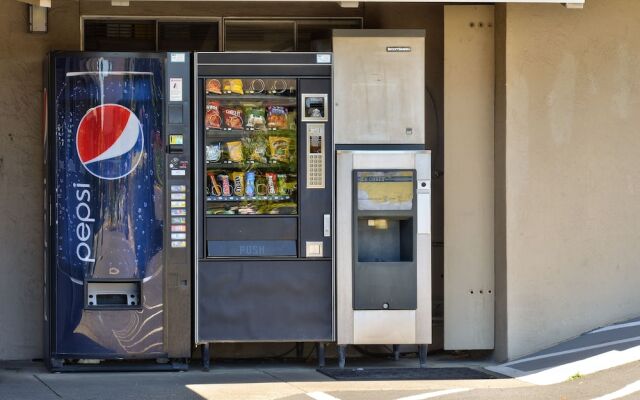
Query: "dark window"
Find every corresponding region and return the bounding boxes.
[84,20,156,51]
[158,22,219,51]
[296,19,362,52]
[224,21,295,52]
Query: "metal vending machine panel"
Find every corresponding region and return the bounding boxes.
[333,30,425,146]
[194,53,334,364]
[44,52,191,370]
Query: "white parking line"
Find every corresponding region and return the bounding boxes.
[591,380,640,400]
[501,336,640,367]
[395,388,471,400]
[590,321,640,334]
[307,392,342,400]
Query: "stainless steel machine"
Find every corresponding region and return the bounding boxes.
[333,30,431,368]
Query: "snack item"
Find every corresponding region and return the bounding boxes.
[223,79,244,95]
[206,79,222,95]
[265,173,278,195]
[231,172,245,196]
[222,107,244,130]
[218,175,232,197]
[207,172,222,196]
[206,143,221,162]
[205,100,222,129]
[277,174,288,196]
[248,136,268,164]
[245,172,256,197]
[244,106,267,130]
[267,106,288,129]
[269,136,290,162]
[226,141,244,163]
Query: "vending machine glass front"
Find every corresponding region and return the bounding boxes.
[203,78,297,215]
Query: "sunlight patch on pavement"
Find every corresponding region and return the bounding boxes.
[395,388,471,400]
[186,382,302,400]
[306,392,342,400]
[590,380,640,400]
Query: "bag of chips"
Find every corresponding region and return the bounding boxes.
[206,79,222,95]
[205,143,221,162]
[269,136,290,163]
[205,101,222,130]
[226,141,244,163]
[267,106,288,130]
[222,107,244,130]
[223,79,244,95]
[244,106,267,130]
[244,135,267,164]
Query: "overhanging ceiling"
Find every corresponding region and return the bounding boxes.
[17,0,586,9]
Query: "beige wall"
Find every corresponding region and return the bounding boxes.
[501,0,640,359]
[0,0,80,360]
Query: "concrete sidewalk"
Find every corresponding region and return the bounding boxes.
[0,359,526,400]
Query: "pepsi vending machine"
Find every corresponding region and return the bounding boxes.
[44,52,192,370]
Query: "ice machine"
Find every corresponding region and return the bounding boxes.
[333,30,431,368]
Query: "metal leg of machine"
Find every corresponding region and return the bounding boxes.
[296,342,304,359]
[393,345,400,361]
[418,344,427,368]
[338,345,347,368]
[317,343,326,368]
[201,343,211,371]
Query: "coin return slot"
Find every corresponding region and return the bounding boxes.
[86,281,140,308]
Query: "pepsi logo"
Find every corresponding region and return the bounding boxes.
[76,104,144,180]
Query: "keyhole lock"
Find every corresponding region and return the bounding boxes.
[382,303,389,309]
[405,128,413,136]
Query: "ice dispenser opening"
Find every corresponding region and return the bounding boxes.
[86,281,141,308]
[357,217,414,262]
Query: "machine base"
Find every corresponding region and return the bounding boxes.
[199,342,330,371]
[336,344,428,369]
[48,358,189,372]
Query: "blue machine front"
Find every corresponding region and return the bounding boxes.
[53,54,165,356]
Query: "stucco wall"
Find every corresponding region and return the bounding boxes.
[0,0,80,360]
[502,0,640,359]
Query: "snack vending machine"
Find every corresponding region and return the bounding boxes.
[333,30,432,368]
[194,53,333,365]
[44,52,192,370]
